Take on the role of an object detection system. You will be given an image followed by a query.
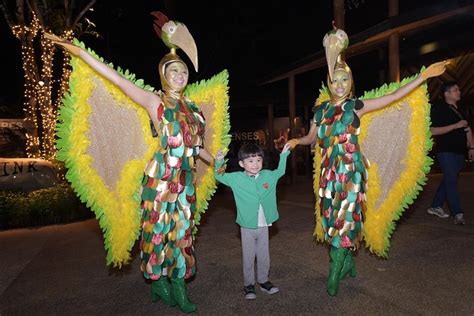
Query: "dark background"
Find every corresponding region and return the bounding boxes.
[2,0,473,114]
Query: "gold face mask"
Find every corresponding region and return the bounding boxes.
[158,51,189,99]
[327,61,354,104]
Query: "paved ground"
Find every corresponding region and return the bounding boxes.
[1,172,473,315]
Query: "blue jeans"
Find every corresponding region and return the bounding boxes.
[431,152,464,215]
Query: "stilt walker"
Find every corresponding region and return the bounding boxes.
[287,27,448,296]
[49,11,230,313]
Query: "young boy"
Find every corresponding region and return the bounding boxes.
[214,143,291,300]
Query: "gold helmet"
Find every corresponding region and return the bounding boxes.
[158,50,188,97]
[327,55,355,102]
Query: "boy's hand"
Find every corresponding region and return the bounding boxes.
[281,143,291,153]
[216,150,225,161]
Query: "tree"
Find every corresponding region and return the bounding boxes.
[0,0,96,160]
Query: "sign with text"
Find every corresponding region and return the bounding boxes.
[0,118,33,158]
[0,158,58,192]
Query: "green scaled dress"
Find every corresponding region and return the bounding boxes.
[140,92,205,280]
[314,99,369,249]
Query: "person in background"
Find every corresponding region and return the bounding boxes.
[428,81,473,225]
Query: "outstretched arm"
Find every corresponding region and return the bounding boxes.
[45,33,160,113]
[357,61,448,118]
[78,51,160,110]
[273,144,291,178]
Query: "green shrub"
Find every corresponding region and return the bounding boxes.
[0,183,92,229]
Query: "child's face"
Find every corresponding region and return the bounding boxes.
[239,155,263,176]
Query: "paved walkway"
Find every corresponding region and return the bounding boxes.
[1,173,473,315]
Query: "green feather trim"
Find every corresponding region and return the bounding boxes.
[185,70,231,234]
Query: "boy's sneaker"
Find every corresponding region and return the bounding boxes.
[244,285,256,300]
[427,207,449,218]
[259,281,279,295]
[454,213,465,225]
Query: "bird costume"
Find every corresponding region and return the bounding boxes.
[53,12,230,313]
[307,28,440,296]
[314,28,432,255]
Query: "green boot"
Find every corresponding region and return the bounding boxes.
[151,277,176,306]
[339,251,356,280]
[171,278,197,313]
[326,247,348,296]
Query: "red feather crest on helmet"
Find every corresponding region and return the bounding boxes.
[150,11,170,38]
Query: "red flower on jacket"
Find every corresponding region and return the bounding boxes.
[263,183,269,189]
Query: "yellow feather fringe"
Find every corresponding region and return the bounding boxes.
[185,71,231,227]
[65,57,158,267]
[362,84,430,256]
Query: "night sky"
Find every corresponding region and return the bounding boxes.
[1,0,471,118]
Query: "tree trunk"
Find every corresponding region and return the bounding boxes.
[19,20,42,158]
[2,0,96,160]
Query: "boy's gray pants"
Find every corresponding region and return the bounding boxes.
[240,226,270,286]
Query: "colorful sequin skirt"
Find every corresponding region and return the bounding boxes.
[139,159,196,280]
[319,157,366,249]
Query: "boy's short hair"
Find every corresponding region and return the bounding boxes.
[238,143,264,161]
[442,80,458,93]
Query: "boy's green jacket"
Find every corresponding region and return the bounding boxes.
[214,151,290,229]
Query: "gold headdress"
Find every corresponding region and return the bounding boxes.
[323,28,354,101]
[151,12,198,96]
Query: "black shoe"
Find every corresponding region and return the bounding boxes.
[259,281,279,294]
[244,284,256,300]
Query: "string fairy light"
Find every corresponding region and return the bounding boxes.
[12,13,76,161]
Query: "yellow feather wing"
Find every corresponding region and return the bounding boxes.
[56,44,158,267]
[184,70,231,232]
[313,75,433,257]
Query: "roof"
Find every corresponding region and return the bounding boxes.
[258,2,474,85]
